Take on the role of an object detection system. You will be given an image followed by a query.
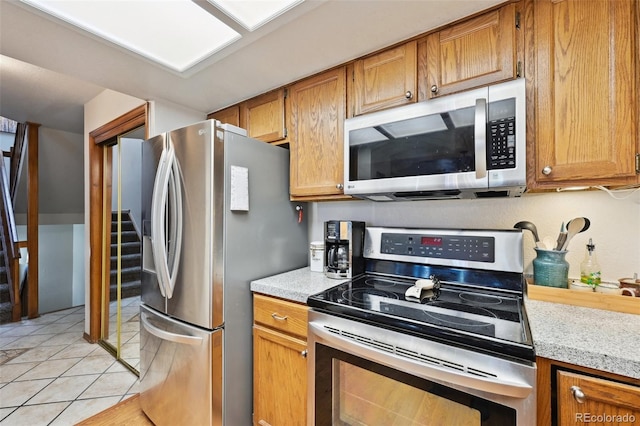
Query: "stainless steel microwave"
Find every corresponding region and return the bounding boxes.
[344,79,526,201]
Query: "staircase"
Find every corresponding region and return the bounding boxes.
[110,211,141,300]
[0,237,11,324]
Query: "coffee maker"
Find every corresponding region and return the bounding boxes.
[324,220,366,279]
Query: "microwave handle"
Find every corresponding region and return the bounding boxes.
[474,98,487,179]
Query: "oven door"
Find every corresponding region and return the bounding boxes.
[308,310,536,426]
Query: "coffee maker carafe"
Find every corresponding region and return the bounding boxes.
[324,220,366,279]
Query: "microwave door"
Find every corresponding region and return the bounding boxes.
[345,87,490,198]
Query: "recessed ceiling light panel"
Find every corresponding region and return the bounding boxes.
[21,0,241,73]
[208,0,304,31]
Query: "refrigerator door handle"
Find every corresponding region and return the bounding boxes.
[164,150,183,299]
[150,144,172,298]
[141,313,203,346]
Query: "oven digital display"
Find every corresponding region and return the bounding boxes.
[421,236,443,246]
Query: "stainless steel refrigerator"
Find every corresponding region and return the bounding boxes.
[139,120,308,426]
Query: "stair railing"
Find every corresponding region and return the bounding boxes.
[0,133,24,322]
[9,123,27,202]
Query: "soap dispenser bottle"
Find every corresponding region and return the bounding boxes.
[580,238,601,288]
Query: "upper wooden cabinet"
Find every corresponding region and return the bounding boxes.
[288,67,350,200]
[418,2,518,100]
[207,105,240,128]
[349,40,417,117]
[527,0,639,188]
[240,89,287,144]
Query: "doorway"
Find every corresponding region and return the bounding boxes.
[87,104,147,373]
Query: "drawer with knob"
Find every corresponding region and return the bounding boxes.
[253,293,309,339]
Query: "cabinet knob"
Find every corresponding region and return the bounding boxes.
[301,349,308,358]
[336,183,344,190]
[542,166,553,175]
[430,85,438,94]
[405,91,413,99]
[570,386,585,403]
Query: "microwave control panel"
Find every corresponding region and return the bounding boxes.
[380,232,495,263]
[488,116,516,170]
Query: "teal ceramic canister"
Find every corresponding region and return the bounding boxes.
[533,248,569,288]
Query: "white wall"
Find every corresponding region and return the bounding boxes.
[148,99,204,137]
[112,137,142,230]
[17,224,85,314]
[311,189,640,283]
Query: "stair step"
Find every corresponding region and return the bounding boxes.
[0,267,7,285]
[110,253,141,269]
[111,230,139,244]
[0,301,12,325]
[110,280,141,300]
[111,220,136,233]
[111,242,140,256]
[110,266,141,284]
[0,283,10,303]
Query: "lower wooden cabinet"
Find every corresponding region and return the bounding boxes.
[253,294,309,426]
[557,370,640,426]
[537,357,640,425]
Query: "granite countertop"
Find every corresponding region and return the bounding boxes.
[525,298,640,379]
[251,267,346,304]
[251,267,640,380]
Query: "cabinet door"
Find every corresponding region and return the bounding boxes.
[207,105,240,127]
[530,0,638,187]
[420,3,517,100]
[557,370,640,425]
[288,67,349,200]
[351,41,417,117]
[253,325,307,426]
[241,89,287,144]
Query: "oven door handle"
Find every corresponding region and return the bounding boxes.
[309,322,533,399]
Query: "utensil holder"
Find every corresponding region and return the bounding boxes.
[533,248,569,288]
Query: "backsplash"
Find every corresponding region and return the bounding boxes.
[309,189,640,283]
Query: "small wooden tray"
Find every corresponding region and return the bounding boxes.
[526,281,639,315]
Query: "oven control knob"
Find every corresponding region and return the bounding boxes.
[570,386,585,403]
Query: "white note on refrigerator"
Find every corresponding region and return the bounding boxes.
[230,165,249,211]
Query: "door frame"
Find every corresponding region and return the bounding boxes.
[86,103,148,343]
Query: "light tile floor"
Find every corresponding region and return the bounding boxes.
[0,305,140,426]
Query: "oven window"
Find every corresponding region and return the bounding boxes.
[347,106,476,181]
[314,344,516,426]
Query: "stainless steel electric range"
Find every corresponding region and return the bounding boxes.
[307,227,536,426]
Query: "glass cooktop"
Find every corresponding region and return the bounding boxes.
[307,273,535,361]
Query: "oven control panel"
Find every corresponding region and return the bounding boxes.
[379,232,495,263]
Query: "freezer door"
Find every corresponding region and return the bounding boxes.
[139,304,222,426]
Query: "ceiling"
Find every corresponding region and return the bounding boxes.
[0,0,504,134]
